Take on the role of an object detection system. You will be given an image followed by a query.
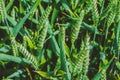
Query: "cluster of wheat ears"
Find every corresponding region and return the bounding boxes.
[0,0,120,80]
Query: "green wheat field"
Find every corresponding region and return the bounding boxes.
[0,0,120,80]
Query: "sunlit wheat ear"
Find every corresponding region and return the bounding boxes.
[0,0,6,22]
[73,41,84,74]
[100,1,112,20]
[106,11,116,28]
[78,74,89,80]
[91,0,99,26]
[71,10,85,45]
[73,52,84,74]
[37,21,48,50]
[106,0,117,27]
[73,33,90,79]
[22,36,27,48]
[105,0,118,40]
[115,1,120,22]
[17,43,38,70]
[100,69,106,80]
[82,33,90,78]
[11,37,18,56]
[100,0,117,19]
[105,10,116,40]
[38,6,52,31]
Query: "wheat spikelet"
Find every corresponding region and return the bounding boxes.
[36,6,52,49]
[100,0,116,20]
[115,1,120,22]
[0,0,6,22]
[11,37,18,56]
[105,11,116,40]
[107,11,116,28]
[105,0,118,40]
[38,6,52,31]
[17,43,38,70]
[106,0,117,27]
[73,33,90,80]
[78,74,89,80]
[71,10,85,44]
[37,21,48,50]
[82,33,90,78]
[100,69,106,80]
[73,53,84,74]
[82,52,89,79]
[39,6,52,25]
[73,41,84,74]
[82,52,89,75]
[91,0,99,26]
[22,36,27,48]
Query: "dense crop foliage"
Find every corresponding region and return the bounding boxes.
[0,0,120,80]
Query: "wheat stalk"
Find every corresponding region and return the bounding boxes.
[59,27,71,80]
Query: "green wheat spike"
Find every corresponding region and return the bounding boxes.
[105,9,116,40]
[38,6,52,31]
[0,0,11,35]
[0,0,6,22]
[71,10,85,45]
[100,0,113,20]
[91,0,99,26]
[11,37,18,56]
[37,21,48,50]
[73,41,84,74]
[17,42,38,70]
[115,1,120,22]
[100,69,106,80]
[73,33,90,79]
[90,0,99,41]
[106,11,116,27]
[82,33,90,79]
